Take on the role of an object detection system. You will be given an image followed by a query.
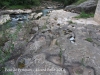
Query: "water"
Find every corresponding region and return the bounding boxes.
[0,13,29,31]
[42,9,53,16]
[10,13,29,26]
[0,8,62,31]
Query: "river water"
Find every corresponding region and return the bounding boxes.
[0,8,63,31]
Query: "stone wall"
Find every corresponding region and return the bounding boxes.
[94,0,100,24]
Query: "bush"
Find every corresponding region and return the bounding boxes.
[75,11,94,18]
[0,0,40,8]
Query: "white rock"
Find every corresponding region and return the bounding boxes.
[69,37,75,41]
[28,13,36,19]
[34,12,42,19]
[0,14,10,25]
[6,9,32,14]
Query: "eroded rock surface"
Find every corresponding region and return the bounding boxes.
[2,9,100,75]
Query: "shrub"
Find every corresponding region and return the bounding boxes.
[75,11,94,18]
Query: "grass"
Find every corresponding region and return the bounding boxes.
[75,11,94,18]
[59,50,63,58]
[0,23,23,75]
[0,37,8,46]
[85,38,93,42]
[5,72,14,75]
[81,57,85,66]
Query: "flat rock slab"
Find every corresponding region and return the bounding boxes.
[14,53,68,75]
[66,62,95,75]
[45,54,65,67]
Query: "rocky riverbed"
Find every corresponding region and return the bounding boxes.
[1,9,100,75]
[0,0,63,25]
[0,0,100,75]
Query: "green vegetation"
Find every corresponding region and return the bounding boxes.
[0,0,40,9]
[81,57,85,66]
[59,50,63,58]
[8,5,32,9]
[75,11,94,18]
[0,23,22,75]
[0,24,22,63]
[0,0,89,9]
[68,20,75,24]
[53,0,87,6]
[85,38,93,42]
[74,0,87,5]
[0,0,85,9]
[5,72,14,75]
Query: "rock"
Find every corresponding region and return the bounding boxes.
[5,60,16,68]
[66,62,95,75]
[64,0,97,13]
[50,39,57,46]
[0,9,32,15]
[14,53,68,75]
[24,34,47,54]
[6,9,32,14]
[0,14,10,25]
[28,13,36,19]
[94,0,100,24]
[2,5,100,75]
[64,5,77,12]
[29,26,39,34]
[46,6,54,9]
[42,9,53,16]
[77,0,97,13]
[45,54,64,67]
[34,12,42,19]
[3,40,26,58]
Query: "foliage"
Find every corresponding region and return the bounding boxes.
[0,0,40,9]
[74,0,87,5]
[8,5,32,9]
[4,72,14,75]
[0,23,22,75]
[85,38,93,42]
[68,20,74,24]
[75,11,94,18]
[0,0,89,9]
[81,57,85,66]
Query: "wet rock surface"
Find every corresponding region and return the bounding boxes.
[1,9,100,75]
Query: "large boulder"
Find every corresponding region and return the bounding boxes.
[64,0,97,13]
